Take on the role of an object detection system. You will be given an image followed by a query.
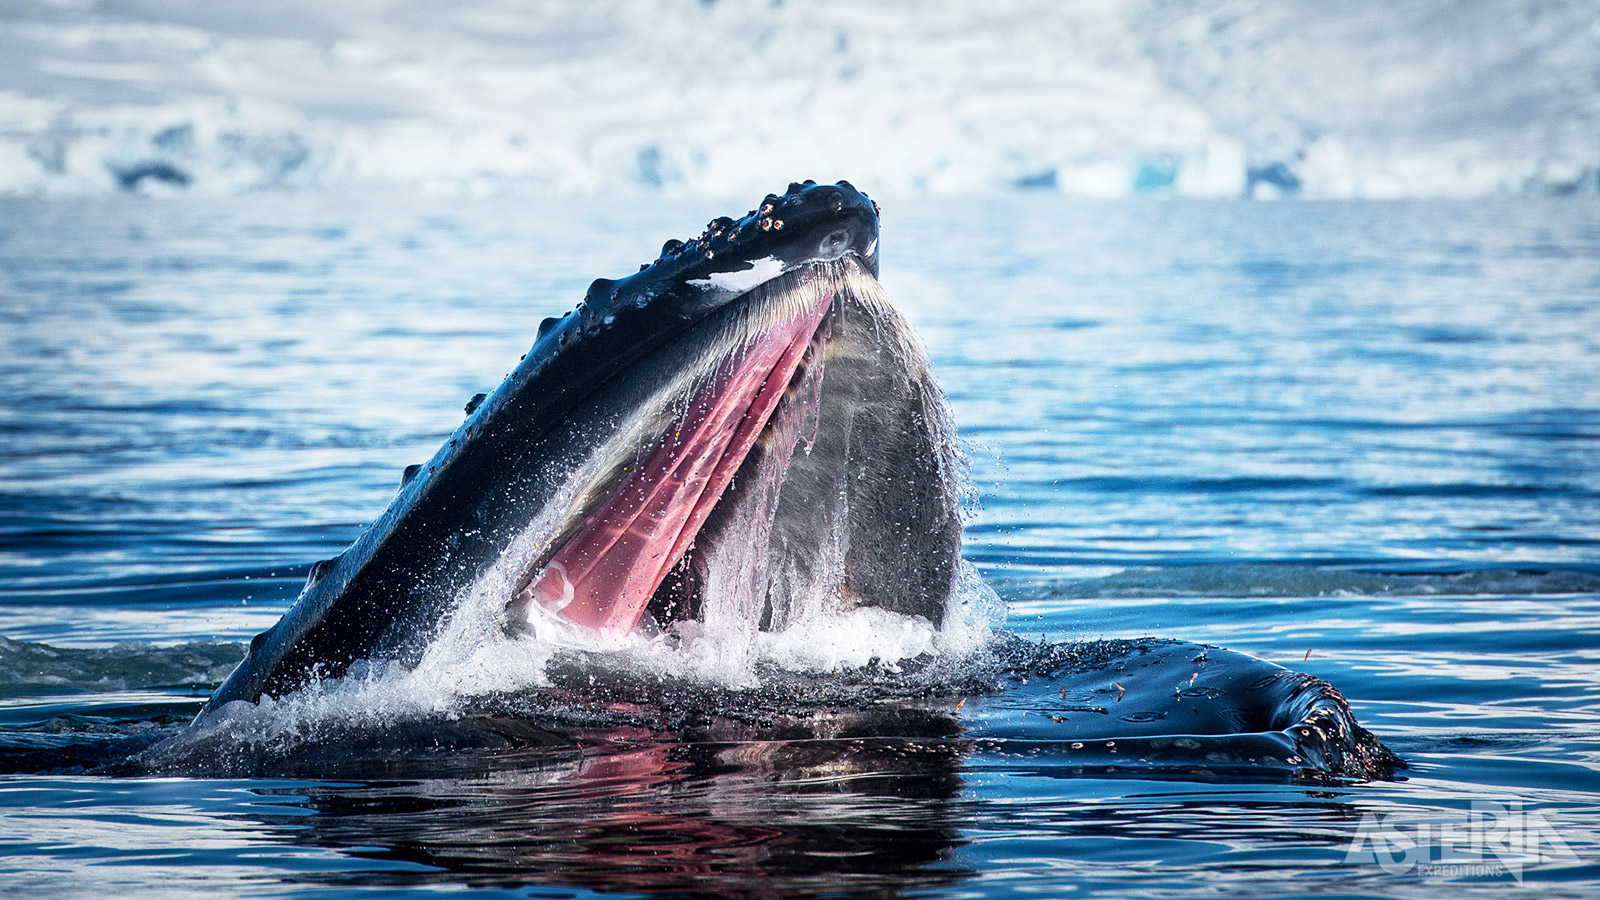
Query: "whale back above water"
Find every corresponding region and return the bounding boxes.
[130,635,1400,782]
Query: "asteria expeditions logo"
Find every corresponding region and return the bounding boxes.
[1344,800,1579,882]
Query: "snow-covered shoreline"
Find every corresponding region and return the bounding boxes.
[3,0,1595,198]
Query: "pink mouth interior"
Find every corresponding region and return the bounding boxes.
[520,293,834,635]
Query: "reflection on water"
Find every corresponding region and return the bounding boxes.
[263,732,971,897]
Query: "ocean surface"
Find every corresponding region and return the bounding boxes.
[1,193,1598,897]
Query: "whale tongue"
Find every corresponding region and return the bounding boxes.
[522,293,834,635]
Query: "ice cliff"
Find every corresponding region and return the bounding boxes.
[1,0,1594,197]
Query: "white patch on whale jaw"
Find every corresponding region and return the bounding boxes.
[687,255,785,293]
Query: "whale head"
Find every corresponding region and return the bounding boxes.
[201,180,964,713]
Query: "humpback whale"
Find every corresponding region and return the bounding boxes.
[188,181,1398,784]
[202,180,963,715]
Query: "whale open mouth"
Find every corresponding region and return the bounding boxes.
[511,287,835,636]
[496,252,961,644]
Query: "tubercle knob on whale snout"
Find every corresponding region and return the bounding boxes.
[305,556,339,588]
[770,181,874,218]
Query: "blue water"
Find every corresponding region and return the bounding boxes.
[2,193,1599,897]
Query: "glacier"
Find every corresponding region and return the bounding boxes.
[1,0,1595,198]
